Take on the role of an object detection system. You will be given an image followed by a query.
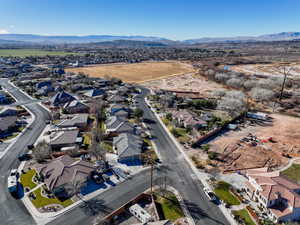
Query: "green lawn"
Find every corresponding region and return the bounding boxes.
[155,192,184,221]
[20,169,37,190]
[31,188,73,209]
[232,209,256,225]
[214,181,240,206]
[0,49,78,57]
[281,164,300,184]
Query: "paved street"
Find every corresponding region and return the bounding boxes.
[0,79,51,225]
[0,81,230,225]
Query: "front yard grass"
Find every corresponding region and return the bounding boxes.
[20,169,37,190]
[154,192,184,221]
[232,209,255,225]
[31,187,73,209]
[281,164,300,184]
[214,181,240,206]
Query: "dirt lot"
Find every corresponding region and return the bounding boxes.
[230,62,300,78]
[66,61,194,83]
[206,114,300,171]
[144,73,224,97]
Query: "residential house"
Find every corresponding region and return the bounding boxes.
[35,155,95,198]
[105,116,135,135]
[113,133,143,163]
[107,94,126,104]
[63,100,90,114]
[48,129,80,150]
[245,167,300,223]
[57,114,89,130]
[51,91,76,107]
[36,80,52,89]
[110,104,131,118]
[171,110,207,129]
[0,116,17,134]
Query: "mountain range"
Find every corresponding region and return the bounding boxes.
[0,32,300,45]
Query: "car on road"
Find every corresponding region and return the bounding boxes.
[8,169,19,194]
[18,153,32,161]
[203,187,217,202]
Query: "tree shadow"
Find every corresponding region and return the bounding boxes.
[183,200,227,225]
[80,199,112,216]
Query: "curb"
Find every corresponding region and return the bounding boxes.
[145,96,238,225]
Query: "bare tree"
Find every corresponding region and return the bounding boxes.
[250,87,275,102]
[32,141,52,163]
[226,77,244,89]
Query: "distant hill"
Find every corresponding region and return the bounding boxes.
[1,32,300,46]
[0,34,170,44]
[183,32,300,44]
[85,39,169,48]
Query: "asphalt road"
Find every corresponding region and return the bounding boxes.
[48,87,230,225]
[0,81,230,225]
[0,79,51,225]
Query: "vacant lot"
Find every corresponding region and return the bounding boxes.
[144,73,223,97]
[230,62,300,78]
[0,49,76,57]
[281,163,300,184]
[66,61,194,83]
[209,114,300,171]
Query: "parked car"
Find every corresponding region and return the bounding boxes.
[203,187,217,202]
[18,153,32,161]
[27,144,34,150]
[8,169,19,194]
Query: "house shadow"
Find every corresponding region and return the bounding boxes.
[81,180,108,196]
[121,160,142,167]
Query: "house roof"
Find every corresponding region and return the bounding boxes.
[0,116,17,131]
[171,110,207,126]
[51,91,76,106]
[84,89,105,97]
[106,116,125,130]
[50,129,79,146]
[35,155,95,190]
[57,114,88,128]
[113,133,142,158]
[246,168,300,219]
[64,100,88,109]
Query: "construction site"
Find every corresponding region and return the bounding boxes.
[204,113,300,172]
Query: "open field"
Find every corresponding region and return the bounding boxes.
[0,49,77,57]
[144,73,223,97]
[229,62,300,78]
[66,61,195,83]
[208,114,300,171]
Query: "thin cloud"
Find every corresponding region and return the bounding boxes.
[0,29,9,34]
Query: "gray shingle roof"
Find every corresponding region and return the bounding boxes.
[0,116,17,131]
[50,129,79,146]
[113,133,143,158]
[57,114,88,128]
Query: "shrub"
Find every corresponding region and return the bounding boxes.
[250,88,275,101]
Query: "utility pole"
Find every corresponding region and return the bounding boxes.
[150,162,153,194]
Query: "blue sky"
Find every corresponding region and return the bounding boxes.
[0,0,299,40]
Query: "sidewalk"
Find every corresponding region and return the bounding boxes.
[145,97,238,225]
[18,157,151,225]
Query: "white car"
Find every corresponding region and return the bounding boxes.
[203,187,217,202]
[8,169,19,193]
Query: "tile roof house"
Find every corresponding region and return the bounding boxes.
[63,100,90,114]
[57,114,89,130]
[51,91,76,106]
[246,167,300,223]
[171,110,207,129]
[0,116,17,133]
[113,133,143,163]
[105,116,135,135]
[35,155,95,197]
